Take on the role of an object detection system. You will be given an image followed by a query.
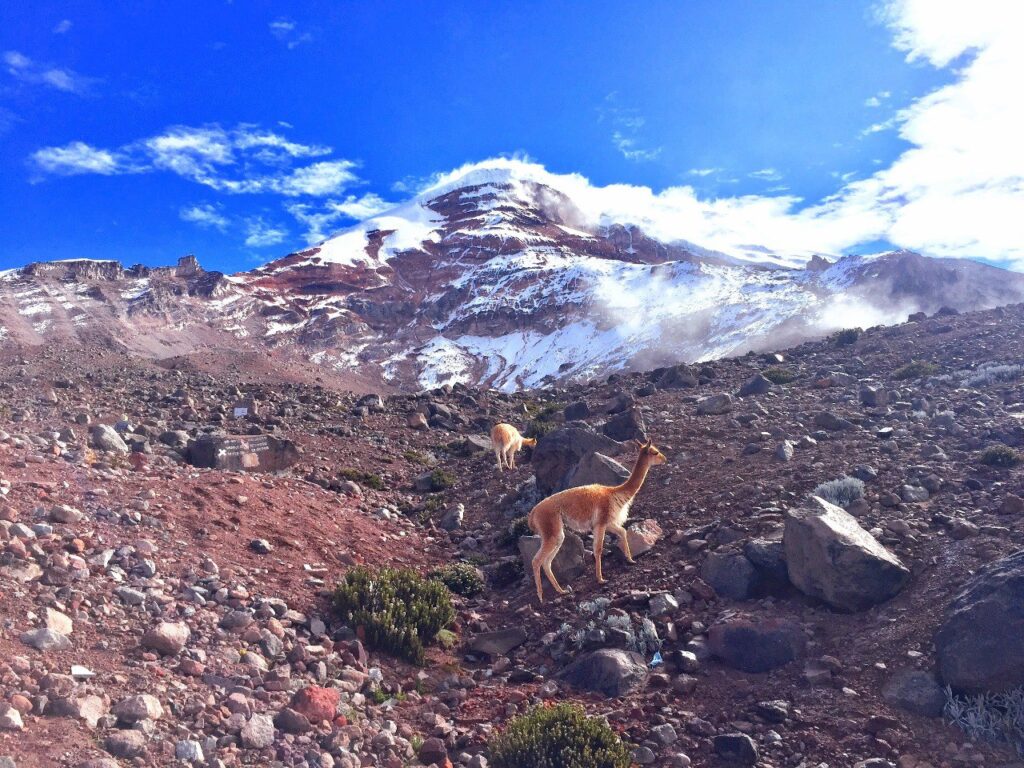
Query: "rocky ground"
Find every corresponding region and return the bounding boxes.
[1,303,1023,767]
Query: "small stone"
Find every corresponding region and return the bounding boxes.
[240,713,275,749]
[141,621,190,655]
[0,706,23,731]
[713,733,759,764]
[104,730,148,758]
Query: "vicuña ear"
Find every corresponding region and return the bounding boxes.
[644,438,653,449]
[632,438,644,448]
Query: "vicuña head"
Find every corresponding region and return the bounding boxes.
[490,422,536,472]
[527,438,667,602]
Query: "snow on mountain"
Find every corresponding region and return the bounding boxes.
[3,164,1024,391]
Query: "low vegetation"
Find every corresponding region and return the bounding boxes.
[834,328,860,346]
[488,703,632,768]
[812,476,865,508]
[338,467,386,490]
[980,445,1022,468]
[762,366,798,384]
[428,562,485,597]
[429,468,457,490]
[332,567,455,665]
[945,686,1024,756]
[894,360,939,380]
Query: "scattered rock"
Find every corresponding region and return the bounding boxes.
[558,649,649,697]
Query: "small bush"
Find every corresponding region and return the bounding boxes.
[963,363,1024,388]
[339,467,386,490]
[894,360,939,380]
[834,328,860,346]
[489,703,632,768]
[812,476,865,508]
[499,516,532,547]
[980,445,1022,468]
[945,685,1024,756]
[524,420,557,440]
[403,449,432,465]
[488,558,525,588]
[332,567,455,665]
[429,563,485,597]
[762,366,797,385]
[429,469,456,490]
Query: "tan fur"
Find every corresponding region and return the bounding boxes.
[527,439,667,602]
[490,423,537,472]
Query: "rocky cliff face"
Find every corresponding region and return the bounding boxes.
[3,167,1024,390]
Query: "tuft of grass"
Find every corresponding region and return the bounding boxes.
[894,360,939,380]
[980,445,1022,468]
[429,468,456,490]
[403,449,432,465]
[945,685,1024,756]
[762,366,798,385]
[332,566,455,665]
[812,476,866,508]
[489,703,632,768]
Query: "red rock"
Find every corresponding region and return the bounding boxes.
[291,686,339,723]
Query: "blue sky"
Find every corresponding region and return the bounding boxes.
[1,1,1021,272]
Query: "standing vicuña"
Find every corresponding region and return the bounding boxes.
[527,439,667,602]
[490,423,537,471]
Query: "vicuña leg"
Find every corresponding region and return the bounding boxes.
[609,523,635,563]
[494,448,505,471]
[593,525,607,584]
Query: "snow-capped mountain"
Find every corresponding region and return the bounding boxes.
[3,162,1024,390]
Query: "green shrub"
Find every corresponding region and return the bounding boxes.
[525,420,557,440]
[980,445,1022,468]
[834,328,860,346]
[489,703,632,768]
[403,449,432,465]
[762,366,797,385]
[429,468,456,490]
[894,360,939,380]
[429,563,485,597]
[338,467,386,490]
[332,567,455,665]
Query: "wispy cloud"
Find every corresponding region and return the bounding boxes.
[3,50,96,95]
[244,218,288,247]
[31,123,359,197]
[599,93,663,162]
[864,90,891,107]
[53,19,72,35]
[287,194,393,243]
[687,167,721,177]
[180,203,229,231]
[269,18,313,49]
[749,168,783,181]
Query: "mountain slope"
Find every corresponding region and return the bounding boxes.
[3,163,1024,390]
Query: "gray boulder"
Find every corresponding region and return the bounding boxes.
[935,549,1024,693]
[563,452,630,489]
[882,669,946,717]
[559,649,649,697]
[738,374,773,397]
[695,393,733,416]
[532,426,622,495]
[602,406,646,442]
[469,628,528,656]
[700,551,760,600]
[89,425,129,453]
[784,497,910,611]
[708,618,805,673]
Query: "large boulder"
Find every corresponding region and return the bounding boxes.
[185,434,300,472]
[602,406,647,442]
[532,426,623,495]
[558,649,649,696]
[651,364,698,389]
[563,452,630,489]
[784,497,910,611]
[935,549,1024,693]
[695,393,733,416]
[89,425,129,453]
[881,670,946,717]
[518,533,586,585]
[700,551,760,599]
[708,618,805,673]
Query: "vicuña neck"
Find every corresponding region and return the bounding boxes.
[616,454,651,499]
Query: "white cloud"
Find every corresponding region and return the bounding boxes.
[3,50,94,94]
[600,93,662,162]
[31,123,361,197]
[288,194,394,243]
[53,19,72,34]
[687,168,721,177]
[31,141,124,175]
[180,203,228,230]
[245,218,288,247]
[750,168,783,181]
[269,18,313,49]
[864,90,891,107]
